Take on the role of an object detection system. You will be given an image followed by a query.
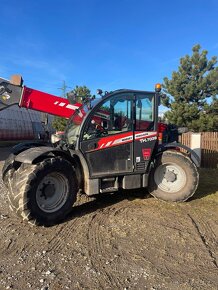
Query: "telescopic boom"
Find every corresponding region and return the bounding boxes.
[0,75,81,118]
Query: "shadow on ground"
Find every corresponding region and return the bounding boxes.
[65,168,218,224]
[64,188,150,223]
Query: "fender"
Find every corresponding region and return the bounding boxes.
[11,141,48,155]
[157,142,201,167]
[3,146,84,189]
[2,142,47,182]
[14,146,72,164]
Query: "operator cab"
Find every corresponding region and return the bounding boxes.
[65,89,160,183]
[65,90,156,147]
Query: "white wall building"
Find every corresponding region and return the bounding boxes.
[0,105,54,141]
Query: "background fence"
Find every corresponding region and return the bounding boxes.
[179,132,218,168]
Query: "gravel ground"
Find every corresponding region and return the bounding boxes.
[0,146,218,290]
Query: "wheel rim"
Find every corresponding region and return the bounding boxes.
[154,163,187,193]
[36,172,69,213]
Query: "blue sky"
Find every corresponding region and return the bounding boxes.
[0,0,217,99]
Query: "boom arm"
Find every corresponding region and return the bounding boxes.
[0,75,81,118]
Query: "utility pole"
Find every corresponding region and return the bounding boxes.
[58,81,71,98]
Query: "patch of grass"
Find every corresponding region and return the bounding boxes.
[195,168,218,202]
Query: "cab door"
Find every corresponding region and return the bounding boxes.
[133,92,158,172]
[80,92,134,177]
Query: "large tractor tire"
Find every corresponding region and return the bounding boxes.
[148,151,199,202]
[2,153,16,189]
[7,157,78,226]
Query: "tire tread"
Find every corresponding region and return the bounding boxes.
[6,157,78,226]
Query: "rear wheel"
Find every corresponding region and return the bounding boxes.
[7,157,78,226]
[148,151,199,202]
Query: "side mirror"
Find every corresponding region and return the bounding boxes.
[161,93,167,100]
[158,93,167,106]
[96,89,103,95]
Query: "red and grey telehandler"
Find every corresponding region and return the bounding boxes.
[0,75,199,226]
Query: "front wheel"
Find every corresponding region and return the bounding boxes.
[8,157,78,226]
[148,151,199,202]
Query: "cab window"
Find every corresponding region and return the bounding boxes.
[135,94,154,131]
[83,93,133,140]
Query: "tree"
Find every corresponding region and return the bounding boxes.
[52,116,68,132]
[52,85,92,131]
[67,85,91,104]
[162,44,218,131]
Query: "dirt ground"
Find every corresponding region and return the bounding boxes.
[0,147,218,290]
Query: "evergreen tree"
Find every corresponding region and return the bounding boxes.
[67,85,91,104]
[52,116,68,132]
[162,44,218,131]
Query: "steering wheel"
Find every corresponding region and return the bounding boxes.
[95,124,108,137]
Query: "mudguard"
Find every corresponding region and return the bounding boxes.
[2,142,47,181]
[158,142,201,167]
[14,146,70,164]
[11,141,48,155]
[2,145,82,188]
